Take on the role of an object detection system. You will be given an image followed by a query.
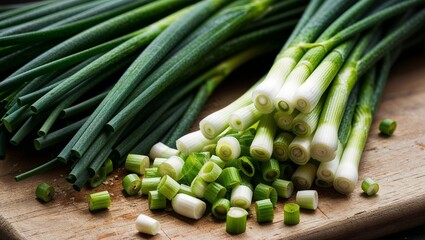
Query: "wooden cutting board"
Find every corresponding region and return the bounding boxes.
[1,51,425,240]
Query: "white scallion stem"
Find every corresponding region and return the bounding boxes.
[296,190,318,210]
[250,113,277,161]
[229,103,262,131]
[288,134,313,165]
[171,193,206,220]
[230,185,253,209]
[216,136,241,161]
[135,214,160,235]
[274,110,299,131]
[176,130,215,155]
[292,95,325,137]
[149,142,180,159]
[158,156,185,181]
[272,132,294,162]
[291,161,318,190]
[316,141,343,182]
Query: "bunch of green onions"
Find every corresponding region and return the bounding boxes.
[0,0,305,190]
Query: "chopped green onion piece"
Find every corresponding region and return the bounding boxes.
[152,158,167,168]
[230,185,253,209]
[157,175,180,200]
[149,142,180,159]
[255,199,274,223]
[379,118,397,136]
[125,154,150,175]
[176,130,215,155]
[204,182,226,204]
[158,156,184,181]
[191,175,208,198]
[209,155,226,169]
[212,198,231,220]
[216,136,241,161]
[217,167,241,189]
[141,177,161,195]
[288,134,312,165]
[296,190,318,210]
[272,132,294,162]
[279,163,295,180]
[171,193,206,220]
[253,183,277,207]
[201,143,217,156]
[122,173,141,196]
[88,190,111,211]
[361,178,379,196]
[135,214,160,235]
[229,103,261,131]
[178,184,196,197]
[35,182,54,203]
[148,190,167,210]
[272,179,294,199]
[237,156,256,178]
[261,158,280,182]
[283,203,300,225]
[250,114,277,161]
[226,207,248,234]
[145,167,160,178]
[199,161,222,182]
[291,161,318,190]
[89,167,106,188]
[103,159,113,175]
[180,152,209,185]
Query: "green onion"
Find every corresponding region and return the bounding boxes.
[171,193,207,220]
[152,158,167,168]
[283,203,300,225]
[250,113,277,161]
[204,182,227,204]
[261,158,280,182]
[272,132,294,162]
[236,156,257,178]
[89,167,106,188]
[226,207,248,234]
[190,175,208,198]
[122,173,141,196]
[178,184,196,198]
[35,182,54,203]
[274,110,299,131]
[255,199,274,223]
[209,155,226,169]
[272,179,293,199]
[316,141,343,183]
[212,198,231,220]
[149,142,180,159]
[198,161,222,183]
[180,152,209,185]
[145,168,159,178]
[217,167,241,189]
[230,185,253,209]
[157,175,180,200]
[229,103,262,131]
[141,177,161,195]
[379,118,397,136]
[291,96,325,137]
[279,163,295,180]
[291,161,318,190]
[103,159,113,175]
[176,130,216,156]
[296,190,318,210]
[158,156,185,181]
[253,183,277,207]
[288,134,313,165]
[125,154,150,175]
[216,136,241,161]
[361,178,379,196]
[135,214,160,235]
[88,190,111,211]
[148,190,167,210]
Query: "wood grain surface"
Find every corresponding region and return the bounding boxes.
[1,50,425,240]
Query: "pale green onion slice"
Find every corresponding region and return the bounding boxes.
[272,132,294,162]
[237,156,256,178]
[157,175,180,200]
[149,142,179,159]
[191,175,208,198]
[361,178,379,196]
[135,214,160,235]
[216,136,241,161]
[204,182,226,204]
[255,199,274,223]
[217,167,241,189]
[230,185,253,209]
[288,134,312,165]
[152,158,167,168]
[148,190,166,210]
[212,198,230,220]
[209,155,226,169]
[176,130,215,155]
[379,118,397,136]
[253,183,277,207]
[103,159,113,175]
[261,158,280,182]
[158,156,184,180]
[291,161,318,190]
[35,182,54,203]
[141,177,161,195]
[274,110,299,131]
[250,114,277,161]
[178,184,196,198]
[145,167,160,178]
[88,190,111,211]
[199,161,222,182]
[125,154,150,175]
[296,190,318,210]
[229,103,262,131]
[122,173,141,196]
[272,179,293,198]
[283,203,300,225]
[180,152,209,185]
[226,207,248,234]
[171,193,206,220]
[202,143,217,155]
